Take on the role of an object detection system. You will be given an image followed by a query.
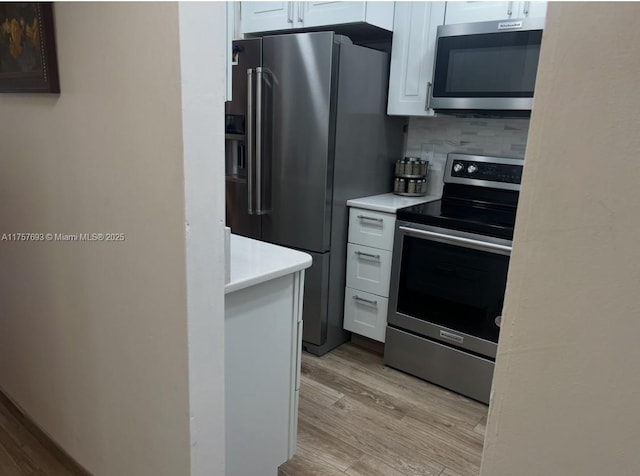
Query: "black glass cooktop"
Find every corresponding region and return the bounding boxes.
[398,198,517,240]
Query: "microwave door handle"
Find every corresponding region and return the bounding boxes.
[247,68,254,215]
[425,82,433,111]
[399,226,512,255]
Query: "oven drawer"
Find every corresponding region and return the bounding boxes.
[343,288,388,343]
[384,326,494,404]
[348,208,395,251]
[346,243,392,297]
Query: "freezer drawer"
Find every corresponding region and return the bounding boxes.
[346,243,392,297]
[301,250,330,346]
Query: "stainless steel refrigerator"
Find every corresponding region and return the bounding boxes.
[225,32,403,356]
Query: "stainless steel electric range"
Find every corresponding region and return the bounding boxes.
[384,153,523,404]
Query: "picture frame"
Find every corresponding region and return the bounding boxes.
[0,2,59,93]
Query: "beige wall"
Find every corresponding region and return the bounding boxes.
[0,3,217,474]
[481,3,640,475]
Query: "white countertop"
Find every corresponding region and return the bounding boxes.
[346,192,440,213]
[225,234,312,294]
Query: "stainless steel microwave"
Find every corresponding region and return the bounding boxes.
[430,18,545,112]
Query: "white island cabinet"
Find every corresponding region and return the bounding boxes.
[225,235,311,476]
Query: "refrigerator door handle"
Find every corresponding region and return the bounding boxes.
[256,66,265,215]
[247,68,255,215]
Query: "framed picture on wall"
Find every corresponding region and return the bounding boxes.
[0,2,59,93]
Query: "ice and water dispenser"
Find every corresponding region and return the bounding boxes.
[225,115,246,179]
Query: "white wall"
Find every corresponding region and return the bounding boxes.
[179,2,227,475]
[481,3,640,475]
[0,3,225,475]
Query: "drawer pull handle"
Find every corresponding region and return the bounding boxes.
[355,251,380,260]
[354,295,378,307]
[357,215,383,223]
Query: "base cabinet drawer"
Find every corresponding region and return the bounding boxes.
[343,288,389,342]
[346,243,392,296]
[348,208,395,250]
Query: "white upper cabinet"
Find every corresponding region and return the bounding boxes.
[241,1,394,35]
[227,3,244,100]
[445,1,514,24]
[387,2,446,116]
[241,2,294,34]
[444,1,547,24]
[517,1,547,20]
[301,2,394,30]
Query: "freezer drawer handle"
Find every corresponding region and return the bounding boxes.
[354,295,378,307]
[247,68,254,215]
[399,226,512,255]
[357,214,383,223]
[355,251,381,261]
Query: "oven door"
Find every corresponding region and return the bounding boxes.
[431,19,544,111]
[388,221,512,359]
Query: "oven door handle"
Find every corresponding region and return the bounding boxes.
[399,226,512,256]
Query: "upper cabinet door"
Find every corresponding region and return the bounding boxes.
[387,2,446,116]
[444,1,513,24]
[299,1,394,30]
[299,2,366,28]
[517,1,547,19]
[242,1,394,34]
[444,1,547,24]
[241,1,294,34]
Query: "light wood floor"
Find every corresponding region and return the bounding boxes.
[0,392,87,475]
[279,343,488,476]
[0,342,487,476]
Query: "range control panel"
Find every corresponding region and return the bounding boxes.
[450,160,523,184]
[444,154,524,191]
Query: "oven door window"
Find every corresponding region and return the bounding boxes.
[433,30,542,98]
[397,235,509,343]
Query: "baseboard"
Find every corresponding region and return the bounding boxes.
[0,389,92,475]
[350,334,385,356]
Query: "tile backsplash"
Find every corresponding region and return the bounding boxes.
[404,116,530,196]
